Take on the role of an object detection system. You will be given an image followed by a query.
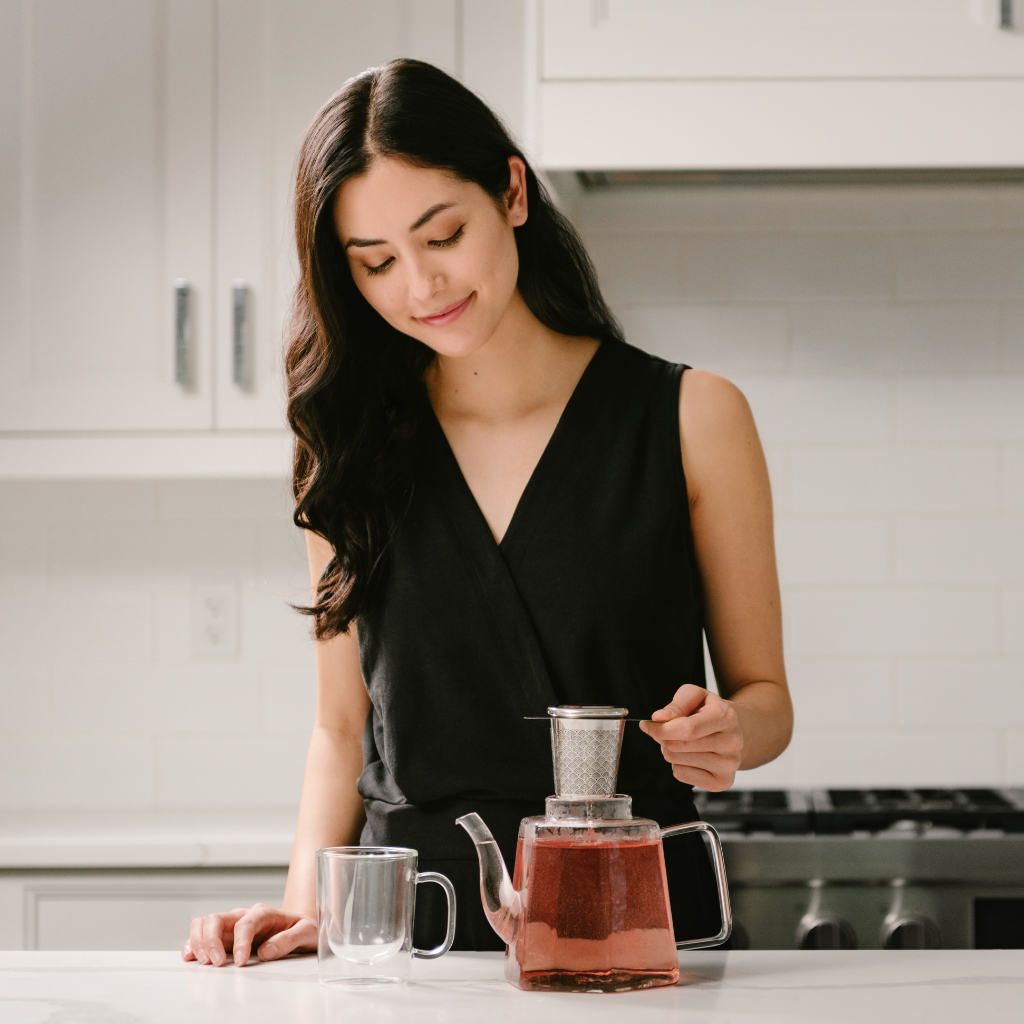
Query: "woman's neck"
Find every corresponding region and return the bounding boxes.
[426,290,599,425]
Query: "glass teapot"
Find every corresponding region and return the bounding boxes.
[456,706,731,993]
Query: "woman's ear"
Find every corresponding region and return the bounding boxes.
[506,156,528,227]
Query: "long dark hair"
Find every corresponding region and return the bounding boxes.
[287,59,622,639]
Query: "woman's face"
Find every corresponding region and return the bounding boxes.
[333,156,527,358]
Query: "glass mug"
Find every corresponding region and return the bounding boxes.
[316,846,456,985]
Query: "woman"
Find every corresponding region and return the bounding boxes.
[183,59,792,967]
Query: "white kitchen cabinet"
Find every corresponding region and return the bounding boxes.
[532,0,1024,169]
[0,0,461,449]
[0,869,287,951]
[213,0,460,431]
[0,0,215,431]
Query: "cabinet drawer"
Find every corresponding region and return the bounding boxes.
[8,870,287,951]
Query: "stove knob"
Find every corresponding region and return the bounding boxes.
[797,913,857,950]
[881,913,941,950]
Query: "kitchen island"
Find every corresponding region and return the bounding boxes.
[1,949,1021,1022]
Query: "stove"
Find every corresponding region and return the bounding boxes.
[691,787,1024,951]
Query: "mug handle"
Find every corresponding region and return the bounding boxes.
[660,820,733,950]
[412,871,457,959]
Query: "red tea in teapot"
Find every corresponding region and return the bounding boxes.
[512,836,679,991]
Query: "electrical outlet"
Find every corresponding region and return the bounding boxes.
[192,581,239,659]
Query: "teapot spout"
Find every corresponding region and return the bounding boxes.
[455,812,521,944]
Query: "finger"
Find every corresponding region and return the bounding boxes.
[182,941,196,962]
[189,917,210,965]
[202,911,241,968]
[231,904,282,967]
[660,749,739,773]
[660,734,741,755]
[257,916,318,961]
[645,695,733,742]
[647,684,709,723]
[671,763,735,790]
[659,725,743,754]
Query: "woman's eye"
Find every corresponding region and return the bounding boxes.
[429,226,464,248]
[364,257,394,276]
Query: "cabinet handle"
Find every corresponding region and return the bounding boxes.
[174,279,190,387]
[1002,0,1014,29]
[232,281,249,388]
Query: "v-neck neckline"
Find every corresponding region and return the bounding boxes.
[426,339,612,555]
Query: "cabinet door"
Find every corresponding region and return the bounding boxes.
[0,0,213,431]
[543,0,1024,81]
[213,0,458,431]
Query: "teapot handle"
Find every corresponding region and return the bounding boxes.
[660,820,733,950]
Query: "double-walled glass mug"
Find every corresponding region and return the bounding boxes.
[316,846,456,986]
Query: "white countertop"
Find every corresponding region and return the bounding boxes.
[0,810,295,869]
[1,950,1021,1023]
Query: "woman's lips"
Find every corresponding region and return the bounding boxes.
[417,293,473,327]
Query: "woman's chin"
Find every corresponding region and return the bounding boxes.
[414,330,489,360]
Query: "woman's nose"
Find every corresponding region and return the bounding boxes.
[406,258,444,302]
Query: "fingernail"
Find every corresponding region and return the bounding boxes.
[234,950,245,966]
[262,943,277,959]
[639,721,648,734]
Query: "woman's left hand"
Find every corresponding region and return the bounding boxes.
[640,684,744,792]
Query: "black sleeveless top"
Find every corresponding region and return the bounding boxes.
[356,340,718,948]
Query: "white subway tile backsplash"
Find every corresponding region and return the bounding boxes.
[585,233,682,305]
[155,735,307,808]
[0,481,156,523]
[0,523,48,583]
[896,517,1024,583]
[47,590,154,663]
[0,593,63,664]
[790,303,1001,373]
[791,445,1000,514]
[785,587,998,657]
[616,303,790,372]
[0,667,49,733]
[260,662,317,733]
[50,667,261,735]
[680,232,894,301]
[156,479,291,523]
[897,376,1024,441]
[1007,731,1024,783]
[1005,588,1024,654]
[738,377,893,444]
[897,658,1024,727]
[793,730,1001,787]
[0,736,155,808]
[775,518,889,586]
[1004,447,1024,509]
[785,658,895,729]
[895,232,1024,300]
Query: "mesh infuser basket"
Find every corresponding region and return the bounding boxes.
[548,706,627,797]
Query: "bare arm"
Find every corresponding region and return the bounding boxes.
[642,370,793,790]
[281,531,371,918]
[182,531,370,966]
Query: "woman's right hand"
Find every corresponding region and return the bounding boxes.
[182,904,317,967]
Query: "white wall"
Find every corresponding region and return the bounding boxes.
[0,479,313,810]
[574,181,1024,789]
[2,183,1022,810]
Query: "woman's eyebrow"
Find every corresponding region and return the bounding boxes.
[344,202,456,249]
[409,202,455,232]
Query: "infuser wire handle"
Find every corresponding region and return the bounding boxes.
[661,821,733,949]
